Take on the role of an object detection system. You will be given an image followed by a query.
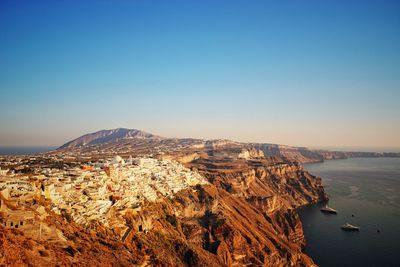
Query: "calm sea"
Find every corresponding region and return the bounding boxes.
[299,158,400,267]
[0,146,56,155]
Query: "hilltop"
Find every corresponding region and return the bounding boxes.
[59,128,163,149]
[58,128,399,163]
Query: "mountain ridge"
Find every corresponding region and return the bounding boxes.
[58,128,400,163]
[59,128,163,149]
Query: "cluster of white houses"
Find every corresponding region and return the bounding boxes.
[0,156,207,236]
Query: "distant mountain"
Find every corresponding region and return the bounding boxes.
[58,128,163,149]
[58,128,400,162]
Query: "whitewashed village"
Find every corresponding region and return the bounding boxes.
[0,155,208,243]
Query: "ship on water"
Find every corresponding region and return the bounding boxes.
[320,205,338,214]
[341,223,360,231]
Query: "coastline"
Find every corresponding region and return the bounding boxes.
[0,146,57,156]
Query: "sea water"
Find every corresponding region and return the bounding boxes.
[0,146,56,155]
[299,158,400,267]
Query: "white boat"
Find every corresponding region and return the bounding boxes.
[341,223,360,231]
[320,205,338,214]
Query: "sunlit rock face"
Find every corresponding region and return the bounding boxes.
[238,148,265,160]
[177,157,326,266]
[0,129,330,266]
[0,152,326,266]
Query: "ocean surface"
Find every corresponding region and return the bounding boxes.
[299,158,400,267]
[0,146,56,155]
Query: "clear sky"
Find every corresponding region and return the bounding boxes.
[0,0,399,149]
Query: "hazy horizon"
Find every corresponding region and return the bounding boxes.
[0,127,399,154]
[1,1,399,148]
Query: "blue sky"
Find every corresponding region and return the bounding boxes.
[0,0,399,148]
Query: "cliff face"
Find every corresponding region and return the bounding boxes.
[188,159,325,209]
[0,157,326,267]
[118,157,325,266]
[251,144,324,163]
[251,143,400,163]
[134,157,326,266]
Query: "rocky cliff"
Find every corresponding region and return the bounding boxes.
[251,143,400,163]
[111,157,325,266]
[1,128,340,266]
[1,154,326,267]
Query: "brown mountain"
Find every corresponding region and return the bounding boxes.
[59,128,163,149]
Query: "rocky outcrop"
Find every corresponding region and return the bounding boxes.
[238,148,265,160]
[251,144,324,163]
[179,158,326,266]
[215,241,232,267]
